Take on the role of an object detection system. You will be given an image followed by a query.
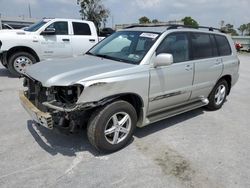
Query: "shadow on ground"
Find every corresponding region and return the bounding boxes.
[0,68,17,78]
[135,108,204,138]
[27,120,100,157]
[27,108,205,156]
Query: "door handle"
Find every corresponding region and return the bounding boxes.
[215,58,223,64]
[185,65,193,71]
[215,59,222,65]
[89,39,96,42]
[62,39,70,42]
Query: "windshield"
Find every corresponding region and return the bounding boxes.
[24,20,48,32]
[88,31,160,64]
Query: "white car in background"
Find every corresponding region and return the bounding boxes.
[0,18,104,76]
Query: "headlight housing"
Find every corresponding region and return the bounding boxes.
[54,85,84,104]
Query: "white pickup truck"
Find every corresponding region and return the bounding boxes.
[0,18,103,76]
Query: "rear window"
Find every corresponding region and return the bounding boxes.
[191,33,213,59]
[214,35,232,56]
[72,22,91,35]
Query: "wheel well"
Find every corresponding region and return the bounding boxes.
[220,75,232,95]
[117,94,144,120]
[7,46,40,62]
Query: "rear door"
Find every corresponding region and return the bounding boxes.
[148,32,194,114]
[189,32,223,100]
[71,22,98,56]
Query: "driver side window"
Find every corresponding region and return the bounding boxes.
[156,33,189,63]
[46,21,68,35]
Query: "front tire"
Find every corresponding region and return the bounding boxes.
[7,52,36,76]
[206,79,229,110]
[87,100,137,153]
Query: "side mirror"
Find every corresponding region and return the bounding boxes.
[41,27,56,35]
[154,53,173,68]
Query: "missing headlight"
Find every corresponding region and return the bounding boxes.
[54,85,84,104]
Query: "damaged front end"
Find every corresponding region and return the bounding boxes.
[20,77,89,132]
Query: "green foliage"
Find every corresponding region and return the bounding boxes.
[238,24,247,36]
[77,0,110,28]
[181,17,199,27]
[139,16,151,24]
[247,23,250,36]
[222,23,238,36]
[152,19,159,24]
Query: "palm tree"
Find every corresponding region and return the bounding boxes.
[247,23,250,36]
[238,24,247,36]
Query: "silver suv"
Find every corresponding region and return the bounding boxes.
[20,25,240,152]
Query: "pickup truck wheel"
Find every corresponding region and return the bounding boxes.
[87,100,137,153]
[206,79,228,110]
[7,52,36,76]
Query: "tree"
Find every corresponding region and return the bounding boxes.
[139,16,151,24]
[181,16,199,27]
[152,19,159,24]
[246,23,250,36]
[238,24,247,36]
[223,23,238,36]
[77,0,110,28]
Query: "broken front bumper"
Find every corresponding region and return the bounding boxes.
[19,91,53,129]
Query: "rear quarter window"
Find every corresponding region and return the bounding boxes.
[214,35,232,56]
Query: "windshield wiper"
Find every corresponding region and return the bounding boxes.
[86,52,94,56]
[87,53,135,64]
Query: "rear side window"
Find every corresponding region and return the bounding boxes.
[214,35,231,56]
[191,33,213,59]
[209,35,219,57]
[73,22,91,35]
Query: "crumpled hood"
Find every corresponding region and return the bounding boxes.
[25,55,135,87]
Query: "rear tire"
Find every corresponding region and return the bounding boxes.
[206,79,229,110]
[7,52,36,76]
[87,100,137,153]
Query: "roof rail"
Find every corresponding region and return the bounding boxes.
[124,24,171,29]
[167,24,226,33]
[124,24,226,33]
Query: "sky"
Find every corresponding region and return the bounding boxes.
[0,0,249,29]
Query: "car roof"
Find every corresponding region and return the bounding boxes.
[43,18,93,24]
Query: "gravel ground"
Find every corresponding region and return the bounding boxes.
[0,54,249,188]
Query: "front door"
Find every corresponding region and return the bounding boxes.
[148,32,194,114]
[39,21,72,59]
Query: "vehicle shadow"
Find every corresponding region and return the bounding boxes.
[27,120,100,157]
[27,108,205,156]
[135,108,205,138]
[0,68,17,78]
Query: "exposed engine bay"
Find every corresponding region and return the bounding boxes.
[23,77,88,132]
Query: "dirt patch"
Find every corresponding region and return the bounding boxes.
[136,142,195,185]
[154,150,195,182]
